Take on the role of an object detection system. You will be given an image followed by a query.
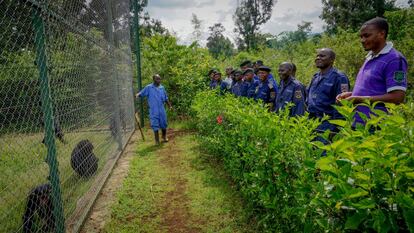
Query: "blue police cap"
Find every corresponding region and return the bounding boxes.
[242,68,255,75]
[258,66,271,72]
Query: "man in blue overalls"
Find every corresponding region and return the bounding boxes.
[137,74,172,145]
[241,68,259,98]
[255,66,278,110]
[307,48,350,146]
[275,62,306,116]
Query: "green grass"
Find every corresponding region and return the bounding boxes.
[181,136,256,233]
[0,128,132,233]
[104,124,257,232]
[104,138,172,233]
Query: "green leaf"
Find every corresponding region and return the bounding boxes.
[406,172,414,179]
[355,173,370,181]
[345,211,367,230]
[351,198,376,209]
[372,210,389,233]
[347,189,369,199]
[316,156,335,172]
[329,119,347,127]
[403,208,414,232]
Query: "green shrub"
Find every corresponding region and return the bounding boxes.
[192,91,414,232]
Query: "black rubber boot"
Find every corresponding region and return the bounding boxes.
[154,130,160,145]
[161,129,168,143]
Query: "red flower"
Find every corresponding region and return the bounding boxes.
[216,115,223,124]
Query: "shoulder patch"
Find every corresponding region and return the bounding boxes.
[340,84,348,93]
[394,71,406,83]
[295,90,302,99]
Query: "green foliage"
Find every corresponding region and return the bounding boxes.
[140,35,218,117]
[192,91,414,232]
[206,23,234,58]
[311,101,414,232]
[0,30,106,133]
[268,21,314,49]
[233,0,275,50]
[192,91,320,231]
[321,0,397,33]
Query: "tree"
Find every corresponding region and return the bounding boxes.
[206,23,234,58]
[141,12,169,37]
[191,13,203,42]
[409,0,414,7]
[321,0,397,32]
[266,21,313,49]
[233,0,275,50]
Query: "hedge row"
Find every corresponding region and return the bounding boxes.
[192,91,414,232]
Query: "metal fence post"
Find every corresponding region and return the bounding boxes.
[132,0,144,126]
[106,0,123,150]
[32,4,65,233]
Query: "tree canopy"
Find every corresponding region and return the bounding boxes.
[320,0,397,32]
[233,0,275,50]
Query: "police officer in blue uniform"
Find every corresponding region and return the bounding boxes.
[255,66,277,110]
[307,48,350,145]
[241,68,259,98]
[275,62,306,116]
[231,70,244,97]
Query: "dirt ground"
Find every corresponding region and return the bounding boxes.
[159,129,201,233]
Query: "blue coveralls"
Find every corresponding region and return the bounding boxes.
[241,79,259,98]
[138,84,169,131]
[307,68,350,143]
[275,77,306,116]
[255,78,277,105]
[231,81,244,97]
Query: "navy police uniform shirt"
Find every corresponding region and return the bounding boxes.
[231,81,244,97]
[255,78,276,104]
[307,68,350,119]
[275,77,306,116]
[242,79,259,98]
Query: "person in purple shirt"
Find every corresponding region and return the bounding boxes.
[337,17,408,126]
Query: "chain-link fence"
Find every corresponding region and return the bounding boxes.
[0,0,136,232]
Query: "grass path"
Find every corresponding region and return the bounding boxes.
[83,123,256,233]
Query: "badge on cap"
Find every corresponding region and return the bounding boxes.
[341,84,348,93]
[394,71,405,83]
[295,90,302,99]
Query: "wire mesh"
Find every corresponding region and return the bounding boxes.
[0,0,136,232]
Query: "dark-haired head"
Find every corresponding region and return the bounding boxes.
[362,17,389,39]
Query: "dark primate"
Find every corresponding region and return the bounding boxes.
[22,184,54,233]
[41,119,65,144]
[70,140,98,177]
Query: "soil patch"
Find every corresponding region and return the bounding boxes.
[159,129,200,233]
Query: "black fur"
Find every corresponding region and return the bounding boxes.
[22,184,54,233]
[41,120,65,144]
[70,140,98,177]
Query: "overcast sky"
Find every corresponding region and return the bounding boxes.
[145,0,409,46]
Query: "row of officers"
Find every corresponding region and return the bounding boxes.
[208,47,349,119]
[208,17,408,137]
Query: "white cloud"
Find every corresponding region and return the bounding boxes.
[145,0,410,45]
